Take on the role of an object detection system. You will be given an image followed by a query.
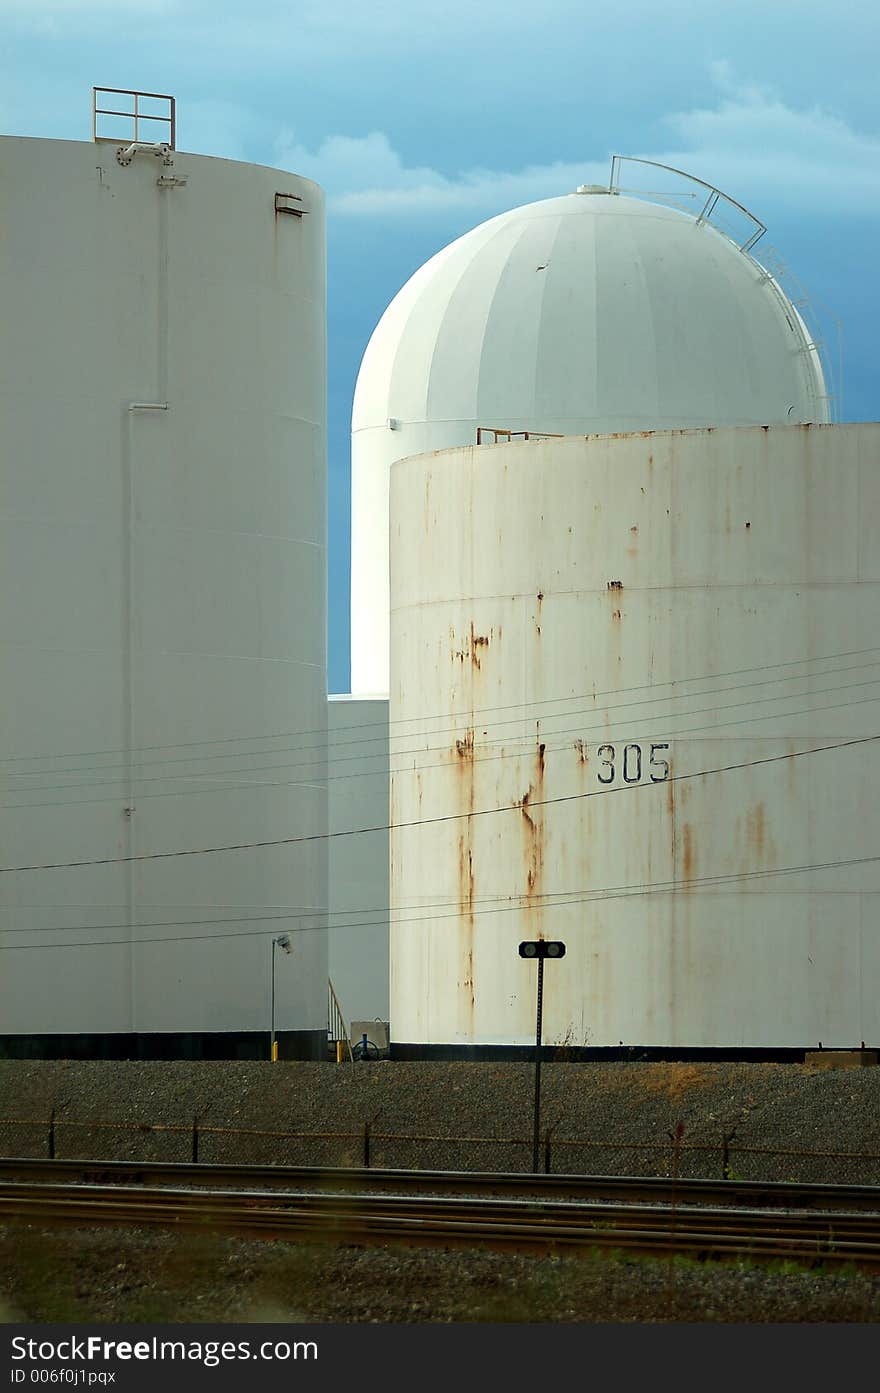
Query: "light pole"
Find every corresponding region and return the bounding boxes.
[518,940,566,1171]
[270,933,292,1061]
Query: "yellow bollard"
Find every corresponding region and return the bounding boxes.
[336,1039,344,1063]
[271,1039,279,1062]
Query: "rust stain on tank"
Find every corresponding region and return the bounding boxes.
[574,738,587,765]
[457,833,475,1009]
[747,802,766,860]
[451,624,492,669]
[666,775,676,869]
[455,709,477,1026]
[469,621,491,669]
[516,737,547,910]
[681,823,696,884]
[520,787,544,899]
[455,726,475,762]
[518,787,535,831]
[745,802,776,864]
[607,580,623,591]
[457,835,474,923]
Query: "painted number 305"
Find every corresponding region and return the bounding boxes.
[596,742,670,785]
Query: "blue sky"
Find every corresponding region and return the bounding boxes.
[3,0,878,691]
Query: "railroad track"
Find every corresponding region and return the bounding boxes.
[3,1167,880,1270]
[4,1157,880,1212]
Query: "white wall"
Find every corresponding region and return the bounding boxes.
[328,696,389,1027]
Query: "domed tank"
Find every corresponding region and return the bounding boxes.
[351,173,830,696]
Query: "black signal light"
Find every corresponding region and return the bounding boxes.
[518,940,566,959]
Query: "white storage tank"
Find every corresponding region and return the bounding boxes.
[389,425,880,1053]
[0,117,328,1057]
[351,172,830,696]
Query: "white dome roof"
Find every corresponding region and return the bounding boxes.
[349,187,829,695]
[353,189,828,434]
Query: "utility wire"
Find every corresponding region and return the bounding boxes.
[3,852,877,952]
[4,851,876,940]
[4,666,878,807]
[1,731,877,875]
[4,651,876,780]
[3,643,878,771]
[7,655,879,782]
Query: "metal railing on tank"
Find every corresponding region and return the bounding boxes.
[475,427,564,445]
[92,87,176,149]
[607,154,840,421]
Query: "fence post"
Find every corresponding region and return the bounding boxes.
[48,1108,55,1160]
[192,1115,199,1164]
[669,1121,684,1191]
[363,1121,370,1169]
[543,1127,552,1175]
[722,1130,736,1180]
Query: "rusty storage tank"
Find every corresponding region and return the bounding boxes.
[0,97,328,1058]
[389,424,880,1053]
[351,160,830,698]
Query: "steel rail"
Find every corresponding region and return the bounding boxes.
[3,1180,880,1271]
[3,1158,880,1213]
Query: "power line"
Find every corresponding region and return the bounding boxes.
[2,851,876,952]
[3,849,876,939]
[4,665,878,807]
[7,651,878,780]
[3,643,879,771]
[2,731,877,875]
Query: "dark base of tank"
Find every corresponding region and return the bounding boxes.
[389,1042,815,1063]
[0,1030,327,1062]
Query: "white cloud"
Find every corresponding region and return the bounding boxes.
[274,131,448,197]
[275,129,611,219]
[279,69,880,222]
[660,63,880,199]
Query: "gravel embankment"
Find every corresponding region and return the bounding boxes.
[2,1058,880,1179]
[2,1059,880,1323]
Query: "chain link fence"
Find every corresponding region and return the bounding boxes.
[2,1114,880,1183]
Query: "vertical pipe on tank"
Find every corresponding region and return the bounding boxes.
[121,403,135,1030]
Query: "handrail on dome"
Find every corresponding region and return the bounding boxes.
[609,155,766,253]
[607,155,841,419]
